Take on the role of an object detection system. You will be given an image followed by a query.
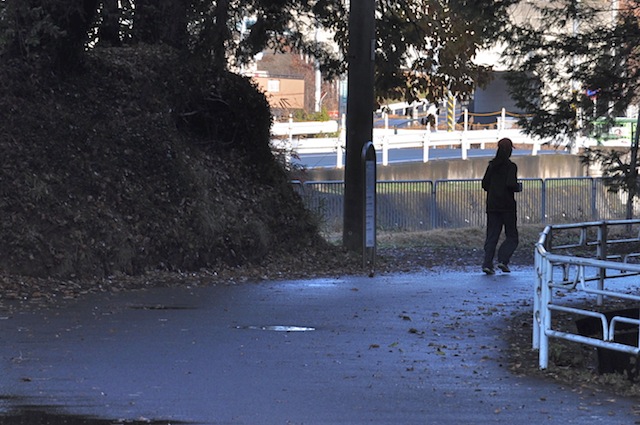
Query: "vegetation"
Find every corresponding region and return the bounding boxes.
[292,107,332,122]
[0,0,527,277]
[503,0,640,218]
[0,0,343,72]
[0,0,518,103]
[373,0,518,103]
[0,0,520,259]
[503,0,640,140]
[0,1,354,279]
[0,46,340,279]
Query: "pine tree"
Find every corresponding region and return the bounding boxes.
[504,0,640,218]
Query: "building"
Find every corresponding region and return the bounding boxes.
[249,71,306,115]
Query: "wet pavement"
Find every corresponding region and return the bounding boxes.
[0,267,638,424]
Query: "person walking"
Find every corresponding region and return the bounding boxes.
[481,138,521,275]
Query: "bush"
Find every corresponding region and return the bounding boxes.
[0,45,324,279]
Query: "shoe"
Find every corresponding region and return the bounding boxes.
[496,263,511,273]
[482,267,495,275]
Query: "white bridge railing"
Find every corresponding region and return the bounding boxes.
[534,220,640,370]
[271,115,563,168]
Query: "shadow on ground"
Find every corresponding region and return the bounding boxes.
[0,408,183,425]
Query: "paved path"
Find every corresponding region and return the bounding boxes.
[0,267,638,424]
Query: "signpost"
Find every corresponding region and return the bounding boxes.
[362,141,376,274]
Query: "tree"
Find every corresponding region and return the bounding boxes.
[503,0,640,139]
[504,0,640,218]
[0,0,522,251]
[131,0,188,48]
[0,0,344,72]
[373,0,518,104]
[1,0,517,100]
[580,135,640,220]
[0,0,98,71]
[98,0,123,47]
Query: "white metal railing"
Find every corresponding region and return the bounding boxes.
[271,119,339,137]
[272,127,555,168]
[271,111,564,168]
[534,219,640,369]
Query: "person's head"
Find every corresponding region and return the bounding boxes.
[495,138,513,161]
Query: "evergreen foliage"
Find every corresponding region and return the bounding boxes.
[0,1,514,102]
[374,0,517,103]
[504,1,640,218]
[503,0,640,141]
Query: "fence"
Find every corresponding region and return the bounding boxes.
[294,177,630,234]
[534,219,640,370]
[272,109,587,169]
[275,128,556,169]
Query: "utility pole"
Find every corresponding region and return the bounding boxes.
[314,27,322,112]
[627,112,639,220]
[343,0,376,252]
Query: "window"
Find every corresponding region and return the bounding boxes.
[267,79,280,93]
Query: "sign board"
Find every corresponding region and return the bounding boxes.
[365,160,376,248]
[362,141,376,272]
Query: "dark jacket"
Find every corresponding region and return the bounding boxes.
[482,158,519,212]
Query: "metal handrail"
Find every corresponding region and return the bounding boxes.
[534,219,640,369]
[296,177,630,233]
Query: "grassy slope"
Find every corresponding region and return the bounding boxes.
[0,46,335,279]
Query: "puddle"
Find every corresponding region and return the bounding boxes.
[236,325,316,332]
[0,409,186,425]
[127,304,193,310]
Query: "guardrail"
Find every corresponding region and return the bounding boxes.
[272,111,564,168]
[271,119,339,137]
[273,111,635,168]
[533,220,640,370]
[294,177,629,233]
[273,128,558,168]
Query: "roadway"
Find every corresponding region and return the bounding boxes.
[294,147,569,169]
[1,269,638,424]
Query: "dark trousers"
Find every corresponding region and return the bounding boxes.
[483,210,519,269]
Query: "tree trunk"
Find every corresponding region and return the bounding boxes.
[98,0,121,47]
[56,0,99,71]
[132,0,186,48]
[159,0,187,48]
[626,111,640,220]
[131,0,158,44]
[212,0,230,69]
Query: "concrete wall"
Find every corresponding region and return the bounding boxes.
[302,154,585,181]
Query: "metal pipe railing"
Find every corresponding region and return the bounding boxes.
[297,177,630,233]
[534,219,640,369]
